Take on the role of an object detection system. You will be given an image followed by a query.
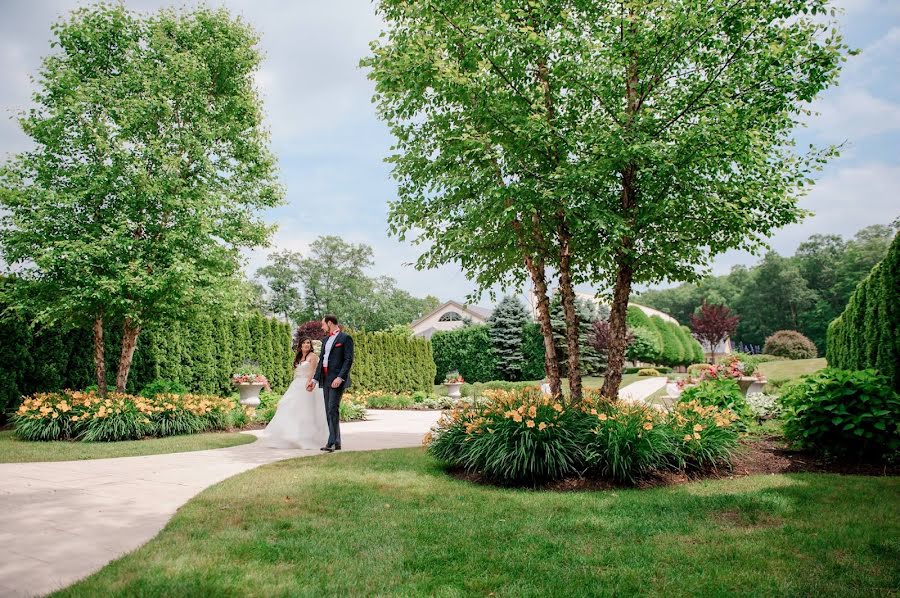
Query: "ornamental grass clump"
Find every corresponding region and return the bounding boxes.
[14,390,241,442]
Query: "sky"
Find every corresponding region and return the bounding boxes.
[1,0,898,310]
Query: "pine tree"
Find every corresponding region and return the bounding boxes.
[488,296,528,381]
[551,296,603,376]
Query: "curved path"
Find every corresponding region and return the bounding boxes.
[0,410,441,598]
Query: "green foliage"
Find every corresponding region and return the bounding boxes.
[626,325,662,364]
[520,323,547,381]
[139,380,188,399]
[339,400,367,422]
[488,296,529,380]
[0,4,282,392]
[764,330,818,360]
[12,391,239,442]
[679,379,753,426]
[827,233,899,391]
[551,296,604,376]
[431,325,499,384]
[350,330,436,394]
[688,363,714,376]
[638,225,897,351]
[638,369,661,377]
[780,369,900,459]
[428,389,741,485]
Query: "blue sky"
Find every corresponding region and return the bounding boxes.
[2,0,898,309]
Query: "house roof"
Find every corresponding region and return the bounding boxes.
[410,300,492,328]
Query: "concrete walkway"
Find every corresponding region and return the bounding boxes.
[618,376,668,405]
[0,410,440,598]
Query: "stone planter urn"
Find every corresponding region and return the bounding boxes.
[737,377,767,397]
[236,383,265,407]
[445,382,463,400]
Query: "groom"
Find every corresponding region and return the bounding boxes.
[308,314,354,452]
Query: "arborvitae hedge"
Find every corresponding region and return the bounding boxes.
[827,233,899,390]
[350,330,436,393]
[0,309,296,418]
[431,324,500,384]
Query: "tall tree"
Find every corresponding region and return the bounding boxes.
[488,295,529,381]
[366,0,848,401]
[690,302,739,362]
[256,250,304,323]
[0,5,281,395]
[297,235,375,327]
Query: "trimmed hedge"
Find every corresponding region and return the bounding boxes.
[626,306,703,368]
[431,323,546,385]
[351,330,436,393]
[827,232,899,391]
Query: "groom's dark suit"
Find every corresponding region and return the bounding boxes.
[313,330,354,448]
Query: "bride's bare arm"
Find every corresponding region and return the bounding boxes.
[306,354,319,387]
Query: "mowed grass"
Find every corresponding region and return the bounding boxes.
[56,448,899,597]
[758,358,828,382]
[0,429,255,463]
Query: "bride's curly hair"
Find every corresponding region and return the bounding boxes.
[293,337,316,368]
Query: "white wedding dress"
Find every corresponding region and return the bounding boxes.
[261,360,328,449]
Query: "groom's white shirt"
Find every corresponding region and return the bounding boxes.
[323,331,339,369]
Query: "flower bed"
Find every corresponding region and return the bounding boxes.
[425,387,740,485]
[13,391,246,442]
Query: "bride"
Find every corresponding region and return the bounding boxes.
[261,338,328,449]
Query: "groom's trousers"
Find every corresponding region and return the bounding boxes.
[322,382,344,447]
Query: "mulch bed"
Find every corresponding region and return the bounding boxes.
[450,436,899,492]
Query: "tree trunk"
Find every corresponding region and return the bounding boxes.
[115,318,142,393]
[92,315,107,398]
[527,259,562,399]
[602,261,634,398]
[556,222,582,403]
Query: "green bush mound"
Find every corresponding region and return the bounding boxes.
[780,368,899,459]
[827,232,899,390]
[638,368,661,377]
[764,330,818,360]
[427,388,740,485]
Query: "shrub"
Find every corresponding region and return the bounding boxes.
[431,325,499,384]
[426,388,741,485]
[361,393,416,409]
[688,363,713,376]
[780,368,900,459]
[827,233,899,391]
[427,388,589,484]
[679,379,752,425]
[745,392,781,420]
[340,399,367,422]
[763,330,818,360]
[668,400,742,469]
[352,330,437,393]
[12,391,238,442]
[638,368,661,377]
[139,379,188,398]
[583,402,677,484]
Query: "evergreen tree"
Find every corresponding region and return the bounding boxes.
[551,296,603,376]
[487,296,529,381]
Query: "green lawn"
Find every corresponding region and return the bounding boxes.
[0,430,255,463]
[758,358,828,382]
[56,448,899,597]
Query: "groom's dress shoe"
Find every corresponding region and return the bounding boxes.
[334,444,342,451]
[320,446,335,452]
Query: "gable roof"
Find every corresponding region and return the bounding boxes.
[410,300,492,328]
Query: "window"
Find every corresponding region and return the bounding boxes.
[439,311,463,322]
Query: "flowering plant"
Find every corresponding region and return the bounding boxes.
[231,372,271,391]
[14,390,240,442]
[444,370,464,384]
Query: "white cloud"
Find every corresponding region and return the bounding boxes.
[809,89,900,140]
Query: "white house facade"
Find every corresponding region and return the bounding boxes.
[410,301,492,339]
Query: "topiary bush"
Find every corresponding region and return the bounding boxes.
[763,330,818,360]
[780,368,900,459]
[638,368,661,377]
